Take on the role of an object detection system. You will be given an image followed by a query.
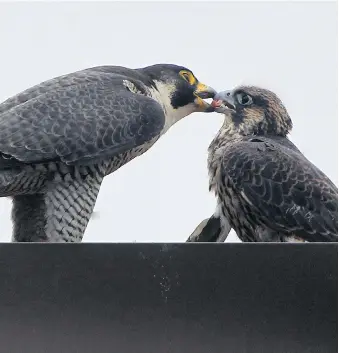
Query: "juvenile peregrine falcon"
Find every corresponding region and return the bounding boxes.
[0,64,216,242]
[188,86,338,242]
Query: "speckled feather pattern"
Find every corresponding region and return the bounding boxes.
[202,86,338,243]
[209,134,338,242]
[188,86,338,243]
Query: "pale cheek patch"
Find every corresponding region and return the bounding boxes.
[151,81,195,132]
[244,107,264,123]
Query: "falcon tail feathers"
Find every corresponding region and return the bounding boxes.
[186,215,227,242]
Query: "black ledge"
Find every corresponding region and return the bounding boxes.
[0,243,337,353]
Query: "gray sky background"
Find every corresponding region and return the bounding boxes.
[0,1,337,242]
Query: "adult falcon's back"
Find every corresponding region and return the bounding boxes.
[0,64,216,242]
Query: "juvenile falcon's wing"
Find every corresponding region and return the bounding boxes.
[221,138,338,242]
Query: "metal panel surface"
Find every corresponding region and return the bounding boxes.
[0,243,337,353]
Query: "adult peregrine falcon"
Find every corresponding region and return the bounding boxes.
[0,64,216,242]
[187,86,338,242]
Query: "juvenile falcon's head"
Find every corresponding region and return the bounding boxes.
[139,64,217,122]
[212,86,293,136]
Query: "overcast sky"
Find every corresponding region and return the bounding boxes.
[0,1,337,242]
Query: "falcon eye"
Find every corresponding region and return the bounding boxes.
[182,73,190,81]
[179,70,195,85]
[236,92,253,106]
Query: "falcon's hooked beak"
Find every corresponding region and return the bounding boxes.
[194,82,217,112]
[211,90,236,113]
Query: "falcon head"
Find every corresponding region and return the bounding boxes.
[211,86,293,136]
[140,64,217,118]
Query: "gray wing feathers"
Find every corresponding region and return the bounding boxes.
[0,71,98,114]
[0,71,165,166]
[222,139,338,241]
[0,68,144,114]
